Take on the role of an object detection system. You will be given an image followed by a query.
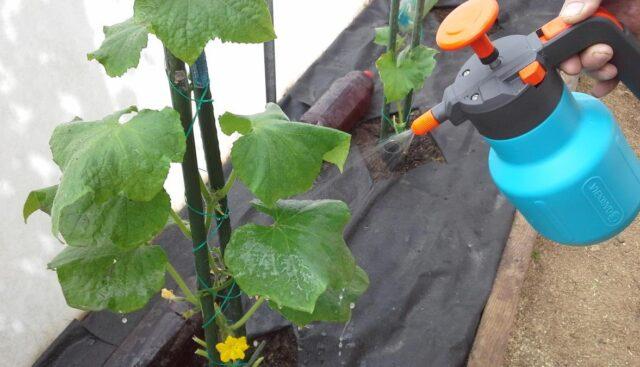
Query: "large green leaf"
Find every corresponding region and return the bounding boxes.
[88,18,149,78]
[376,45,438,102]
[134,0,276,64]
[220,104,351,206]
[49,107,185,238]
[225,200,367,315]
[49,244,168,313]
[276,266,369,326]
[373,26,405,49]
[24,186,170,248]
[58,189,171,248]
[23,185,57,222]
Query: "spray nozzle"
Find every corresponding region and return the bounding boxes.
[411,110,440,136]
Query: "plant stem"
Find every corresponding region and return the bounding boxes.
[212,278,234,293]
[170,210,192,240]
[247,340,267,367]
[190,52,245,334]
[396,102,406,134]
[166,261,199,305]
[165,48,220,364]
[215,169,237,200]
[214,301,234,338]
[199,174,213,203]
[195,349,209,359]
[182,308,200,319]
[197,278,235,299]
[193,336,208,348]
[230,297,265,331]
[402,0,427,126]
[380,0,401,141]
[203,198,215,237]
[203,169,236,230]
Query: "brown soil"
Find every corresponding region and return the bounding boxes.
[505,79,640,366]
[351,115,444,180]
[254,327,298,367]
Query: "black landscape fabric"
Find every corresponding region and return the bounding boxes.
[260,0,561,366]
[35,0,563,366]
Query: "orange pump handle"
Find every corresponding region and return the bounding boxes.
[436,0,499,59]
[539,8,623,43]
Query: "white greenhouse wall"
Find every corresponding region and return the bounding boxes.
[0,0,370,365]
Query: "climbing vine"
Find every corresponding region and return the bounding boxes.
[23,1,368,365]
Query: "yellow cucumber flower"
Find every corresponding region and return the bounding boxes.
[215,335,249,363]
[161,288,176,301]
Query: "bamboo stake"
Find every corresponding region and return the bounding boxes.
[164,49,220,364]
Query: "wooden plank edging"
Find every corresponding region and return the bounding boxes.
[467,212,537,367]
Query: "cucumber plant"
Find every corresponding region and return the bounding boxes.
[23,1,368,365]
[375,0,439,135]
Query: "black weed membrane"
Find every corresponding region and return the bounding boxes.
[261,0,560,365]
[37,1,562,366]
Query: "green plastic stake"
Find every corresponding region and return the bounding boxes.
[402,0,428,125]
[380,0,401,140]
[263,0,277,103]
[190,52,246,335]
[165,48,220,364]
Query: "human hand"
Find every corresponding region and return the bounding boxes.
[559,0,640,96]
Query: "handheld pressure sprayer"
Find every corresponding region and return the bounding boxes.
[411,0,640,245]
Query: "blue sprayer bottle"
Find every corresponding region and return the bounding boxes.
[411,0,640,245]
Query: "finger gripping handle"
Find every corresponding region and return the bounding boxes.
[540,16,640,98]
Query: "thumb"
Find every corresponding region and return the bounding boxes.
[560,0,602,24]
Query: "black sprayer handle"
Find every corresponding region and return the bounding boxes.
[540,15,640,98]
